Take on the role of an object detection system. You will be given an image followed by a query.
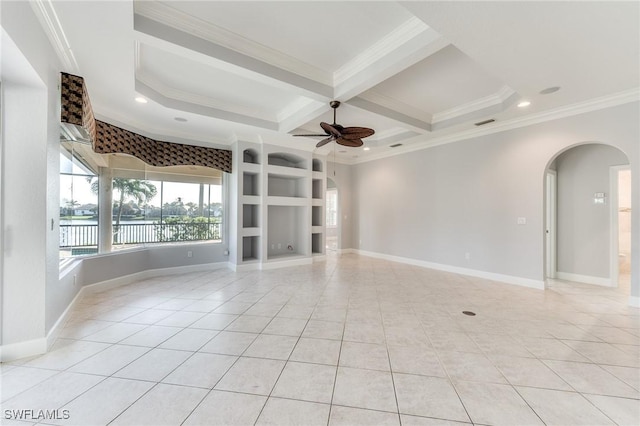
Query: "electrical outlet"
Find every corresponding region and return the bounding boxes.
[517,217,527,225]
[224,249,229,256]
[271,244,275,249]
[187,250,193,258]
[465,252,471,261]
[277,243,282,249]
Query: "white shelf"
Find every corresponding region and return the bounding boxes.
[267,196,308,206]
[242,162,261,173]
[312,198,324,206]
[242,195,261,204]
[266,252,306,261]
[312,226,323,233]
[312,171,324,179]
[242,227,260,237]
[266,165,308,177]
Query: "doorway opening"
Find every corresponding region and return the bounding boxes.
[326,178,338,251]
[611,166,631,291]
[545,170,556,281]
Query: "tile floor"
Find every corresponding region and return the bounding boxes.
[1,254,639,425]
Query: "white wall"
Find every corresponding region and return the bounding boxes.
[555,144,628,280]
[351,102,639,295]
[1,1,63,356]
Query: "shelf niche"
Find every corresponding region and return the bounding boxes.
[268,174,307,198]
[243,204,259,228]
[243,172,259,196]
[268,152,307,170]
[312,206,322,226]
[242,236,260,261]
[312,233,322,254]
[312,179,322,199]
[243,148,260,164]
[312,159,323,172]
[267,205,307,259]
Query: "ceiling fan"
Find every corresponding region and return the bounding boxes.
[294,101,375,148]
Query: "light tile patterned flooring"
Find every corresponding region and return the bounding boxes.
[1,254,639,425]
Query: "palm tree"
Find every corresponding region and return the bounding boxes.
[88,178,157,243]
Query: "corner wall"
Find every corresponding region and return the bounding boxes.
[351,102,639,294]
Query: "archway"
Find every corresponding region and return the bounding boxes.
[544,143,632,294]
[326,178,339,251]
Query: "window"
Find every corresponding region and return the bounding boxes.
[59,140,99,259]
[59,139,224,259]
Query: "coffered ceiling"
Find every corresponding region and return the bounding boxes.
[35,1,639,161]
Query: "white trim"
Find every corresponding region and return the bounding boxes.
[348,89,640,165]
[46,287,84,350]
[0,338,47,363]
[134,1,330,86]
[556,272,613,287]
[338,248,356,255]
[333,17,430,85]
[81,262,229,295]
[30,0,79,72]
[628,295,640,308]
[353,249,544,289]
[260,257,313,270]
[432,85,516,123]
[610,165,630,289]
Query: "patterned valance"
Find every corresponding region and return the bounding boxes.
[61,72,97,143]
[60,72,232,173]
[94,120,232,173]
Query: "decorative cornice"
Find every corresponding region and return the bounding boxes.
[134,1,331,86]
[333,17,430,86]
[432,85,516,123]
[30,0,79,72]
[348,88,640,165]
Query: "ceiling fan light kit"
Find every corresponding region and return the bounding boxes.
[294,101,375,148]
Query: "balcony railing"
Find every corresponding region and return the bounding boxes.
[60,222,222,248]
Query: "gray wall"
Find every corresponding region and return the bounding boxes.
[556,144,628,278]
[352,102,639,291]
[327,161,353,250]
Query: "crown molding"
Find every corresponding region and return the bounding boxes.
[134,1,331,86]
[358,90,432,123]
[348,88,640,165]
[333,17,430,86]
[30,0,79,72]
[432,85,516,123]
[136,71,277,123]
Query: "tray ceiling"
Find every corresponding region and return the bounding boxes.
[40,0,639,161]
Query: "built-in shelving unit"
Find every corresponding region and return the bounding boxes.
[232,144,326,269]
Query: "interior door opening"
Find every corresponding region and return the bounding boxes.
[326,180,338,252]
[613,167,632,291]
[545,171,557,281]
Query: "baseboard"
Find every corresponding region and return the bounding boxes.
[81,261,229,295]
[628,295,640,308]
[46,288,86,350]
[260,257,313,270]
[312,254,327,262]
[0,338,47,363]
[354,249,545,290]
[337,248,355,255]
[555,272,612,287]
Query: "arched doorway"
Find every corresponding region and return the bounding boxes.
[326,178,338,251]
[544,143,632,292]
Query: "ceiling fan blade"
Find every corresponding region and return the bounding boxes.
[320,122,342,138]
[316,136,334,148]
[337,137,363,147]
[341,127,375,140]
[293,134,330,137]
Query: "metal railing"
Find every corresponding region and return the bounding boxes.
[60,222,222,248]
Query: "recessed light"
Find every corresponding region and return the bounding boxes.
[135,97,147,104]
[174,117,187,122]
[517,101,531,108]
[363,147,370,151]
[540,86,560,95]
